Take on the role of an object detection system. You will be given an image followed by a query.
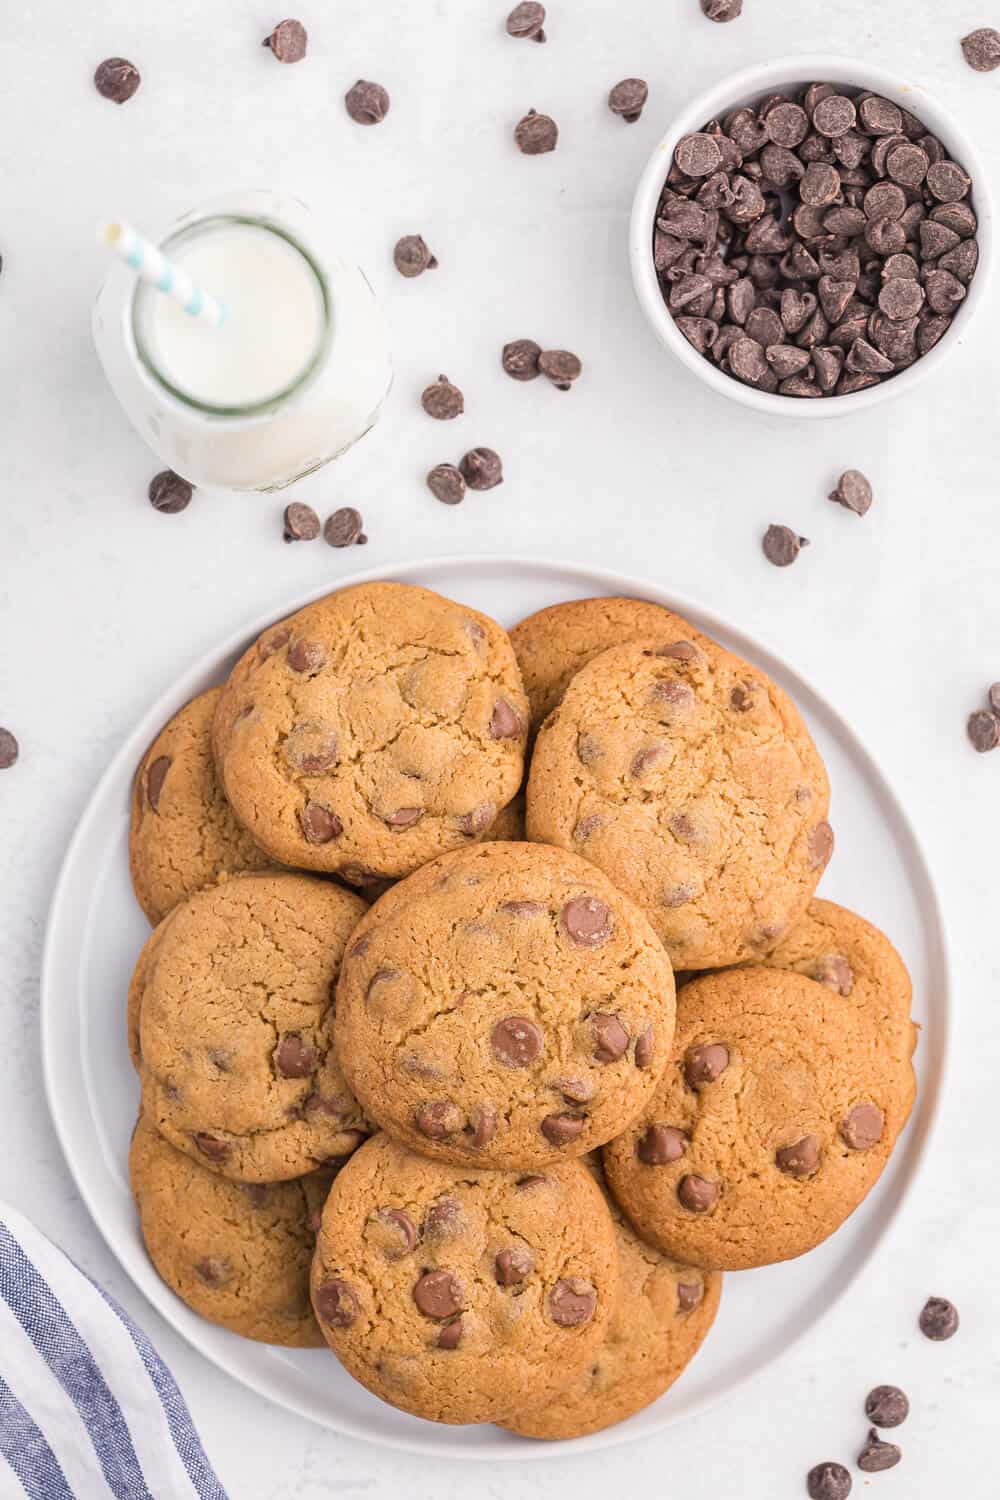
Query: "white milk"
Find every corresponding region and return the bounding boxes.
[92,193,392,491]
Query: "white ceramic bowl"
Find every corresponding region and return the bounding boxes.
[630,55,993,419]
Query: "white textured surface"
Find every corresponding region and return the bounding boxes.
[1,1,996,1495]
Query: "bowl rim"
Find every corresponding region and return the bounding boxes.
[629,53,993,420]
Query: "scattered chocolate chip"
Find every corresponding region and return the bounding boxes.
[502,338,542,380]
[323,507,364,547]
[962,27,1000,71]
[146,756,171,811]
[299,801,343,844]
[492,1016,544,1067]
[762,524,808,567]
[806,1461,852,1500]
[421,375,464,421]
[489,698,522,738]
[538,349,582,389]
[393,235,437,277]
[857,1430,901,1473]
[345,80,390,125]
[700,0,742,19]
[592,1013,629,1063]
[812,953,854,995]
[193,1133,230,1162]
[315,1278,359,1328]
[828,469,872,516]
[638,1124,687,1165]
[423,1198,464,1239]
[275,1034,316,1078]
[368,1208,417,1258]
[775,1134,820,1177]
[284,721,338,773]
[437,1315,463,1348]
[548,1277,596,1326]
[283,501,320,541]
[919,1295,959,1340]
[561,895,612,946]
[634,1025,654,1069]
[288,639,326,674]
[558,1076,595,1103]
[460,447,504,490]
[808,820,835,868]
[413,1270,463,1320]
[415,1100,463,1138]
[495,1247,534,1285]
[608,78,648,123]
[94,58,141,103]
[840,1100,884,1150]
[469,1104,497,1147]
[263,19,307,62]
[384,806,422,828]
[678,1174,719,1212]
[865,1384,909,1428]
[148,470,193,514]
[515,109,558,155]
[684,1043,729,1087]
[426,463,466,506]
[989,683,1000,715]
[540,1111,586,1146]
[677,1280,703,1311]
[676,132,723,178]
[506,2,546,41]
[195,1256,231,1286]
[0,729,19,770]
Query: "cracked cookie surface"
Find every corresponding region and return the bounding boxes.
[525,636,832,968]
[602,967,915,1270]
[310,1133,618,1424]
[501,1155,721,1439]
[129,688,271,924]
[334,841,676,1170]
[212,583,528,883]
[510,596,708,732]
[129,1115,334,1346]
[134,871,370,1182]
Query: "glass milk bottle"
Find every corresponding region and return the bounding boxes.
[92,191,392,491]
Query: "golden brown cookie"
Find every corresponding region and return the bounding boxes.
[603,968,915,1270]
[129,1115,333,1346]
[510,597,707,731]
[129,689,272,925]
[335,841,676,1170]
[500,1156,721,1439]
[310,1133,618,1424]
[212,583,528,884]
[526,636,832,969]
[135,872,370,1182]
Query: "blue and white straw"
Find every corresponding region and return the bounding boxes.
[99,220,226,327]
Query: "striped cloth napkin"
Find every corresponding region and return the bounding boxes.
[0,1202,229,1500]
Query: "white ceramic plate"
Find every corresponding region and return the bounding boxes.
[41,557,948,1460]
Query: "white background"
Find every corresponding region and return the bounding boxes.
[1,1,997,1496]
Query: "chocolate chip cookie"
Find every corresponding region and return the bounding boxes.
[134,872,370,1182]
[335,841,676,1170]
[501,1156,721,1438]
[488,791,525,841]
[603,967,915,1270]
[212,583,529,885]
[509,597,706,731]
[310,1132,618,1424]
[526,636,832,968]
[129,1115,333,1346]
[129,689,271,924]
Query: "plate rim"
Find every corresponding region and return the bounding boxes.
[40,552,950,1462]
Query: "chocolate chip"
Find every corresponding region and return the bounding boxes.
[492,1016,544,1067]
[193,1133,230,1162]
[865,1384,909,1428]
[878,277,924,320]
[300,802,343,843]
[592,1013,629,1063]
[800,162,840,206]
[538,349,582,389]
[638,1124,687,1165]
[284,721,339,773]
[859,95,903,136]
[461,447,504,490]
[314,1278,359,1328]
[502,339,541,380]
[146,756,171,812]
[415,1101,464,1139]
[678,1174,719,1212]
[506,2,546,40]
[684,1043,729,1088]
[925,268,967,315]
[700,0,742,20]
[857,1431,901,1473]
[919,1295,959,1340]
[324,507,364,547]
[283,502,320,541]
[558,1076,595,1104]
[962,27,1000,71]
[762,524,808,567]
[609,78,648,123]
[561,895,612,946]
[634,1025,654,1069]
[766,102,809,149]
[413,1270,463,1320]
[828,469,872,516]
[148,470,193,514]
[393,235,436,278]
[808,820,835,867]
[676,133,723,178]
[426,463,466,505]
[927,160,971,203]
[369,1208,417,1259]
[421,375,464,421]
[677,1280,703,1311]
[94,58,141,103]
[469,1104,497,1147]
[515,109,558,155]
[489,698,522,738]
[275,1034,316,1078]
[384,806,422,828]
[423,1198,464,1239]
[345,80,390,124]
[194,1256,231,1286]
[495,1247,534,1285]
[287,639,326,674]
[806,1462,852,1500]
[263,20,307,62]
[812,953,854,995]
[813,95,857,138]
[433,1315,461,1349]
[989,683,1000,715]
[775,1134,820,1177]
[540,1111,585,1146]
[0,729,19,771]
[840,1100,884,1149]
[548,1278,596,1326]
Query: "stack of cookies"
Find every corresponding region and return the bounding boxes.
[125,582,917,1438]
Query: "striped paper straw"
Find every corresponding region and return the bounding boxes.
[99,220,226,326]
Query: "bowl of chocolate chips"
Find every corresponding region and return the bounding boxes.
[630,56,990,414]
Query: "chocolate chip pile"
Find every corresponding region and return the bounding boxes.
[655,83,979,398]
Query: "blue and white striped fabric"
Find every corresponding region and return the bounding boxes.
[0,1203,229,1500]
